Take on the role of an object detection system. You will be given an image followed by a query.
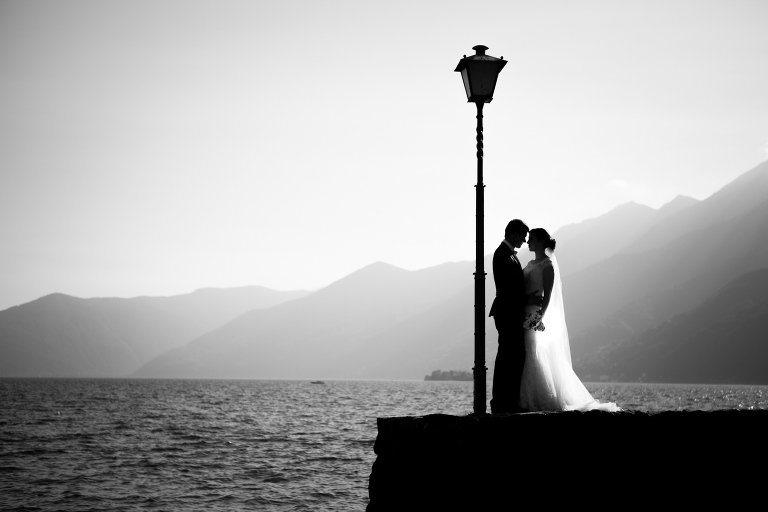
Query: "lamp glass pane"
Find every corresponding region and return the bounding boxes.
[460,68,472,101]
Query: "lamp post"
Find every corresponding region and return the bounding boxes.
[455,45,507,415]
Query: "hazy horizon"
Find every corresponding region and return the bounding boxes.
[2,0,768,311]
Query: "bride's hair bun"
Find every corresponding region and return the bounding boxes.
[530,227,556,252]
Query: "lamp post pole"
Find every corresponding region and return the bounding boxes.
[473,101,486,415]
[454,45,506,415]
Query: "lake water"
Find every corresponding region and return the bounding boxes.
[2,379,767,511]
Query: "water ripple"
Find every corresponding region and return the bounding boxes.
[1,378,766,510]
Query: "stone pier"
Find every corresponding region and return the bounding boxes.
[367,410,767,510]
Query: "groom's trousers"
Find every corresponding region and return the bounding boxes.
[491,315,525,414]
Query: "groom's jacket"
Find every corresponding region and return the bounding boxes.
[488,241,526,322]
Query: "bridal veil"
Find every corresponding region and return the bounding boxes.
[538,249,620,412]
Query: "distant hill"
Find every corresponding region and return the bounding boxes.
[552,195,698,276]
[576,268,768,384]
[624,163,768,254]
[0,286,308,377]
[564,161,768,361]
[133,261,475,379]
[5,162,768,384]
[313,277,480,380]
[132,161,768,383]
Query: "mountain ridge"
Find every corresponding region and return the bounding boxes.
[0,286,309,377]
[133,260,475,379]
[131,161,768,382]
[565,161,768,361]
[551,195,699,276]
[3,162,767,383]
[577,267,768,384]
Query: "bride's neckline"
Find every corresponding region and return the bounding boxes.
[530,257,550,265]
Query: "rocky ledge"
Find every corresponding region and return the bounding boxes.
[367,410,767,510]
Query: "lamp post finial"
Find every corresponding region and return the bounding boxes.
[472,45,488,56]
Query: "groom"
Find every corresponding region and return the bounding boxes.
[489,219,529,414]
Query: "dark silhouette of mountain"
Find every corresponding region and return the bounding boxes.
[132,162,768,382]
[658,194,701,216]
[552,196,698,276]
[133,261,475,379]
[314,279,478,380]
[0,287,308,377]
[564,161,768,360]
[576,268,768,384]
[624,163,768,253]
[131,286,310,334]
[9,163,766,383]
[381,169,764,383]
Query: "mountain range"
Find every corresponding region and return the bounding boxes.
[2,160,767,383]
[577,267,768,384]
[0,287,308,377]
[564,160,768,364]
[133,261,475,379]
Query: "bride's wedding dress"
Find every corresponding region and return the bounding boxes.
[518,252,620,412]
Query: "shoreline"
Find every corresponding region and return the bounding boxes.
[3,376,768,386]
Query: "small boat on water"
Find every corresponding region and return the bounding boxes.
[310,380,325,385]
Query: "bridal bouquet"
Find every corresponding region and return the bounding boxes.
[523,310,545,331]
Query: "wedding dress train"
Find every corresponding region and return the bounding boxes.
[518,254,620,412]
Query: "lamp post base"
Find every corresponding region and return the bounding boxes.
[472,365,487,415]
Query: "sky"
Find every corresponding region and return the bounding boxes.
[1,0,767,310]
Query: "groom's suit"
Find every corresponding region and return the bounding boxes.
[489,240,527,414]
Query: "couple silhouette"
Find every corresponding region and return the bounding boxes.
[489,219,619,413]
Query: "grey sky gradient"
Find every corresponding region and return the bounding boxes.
[2,0,767,310]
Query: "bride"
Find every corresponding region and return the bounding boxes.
[518,228,620,412]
